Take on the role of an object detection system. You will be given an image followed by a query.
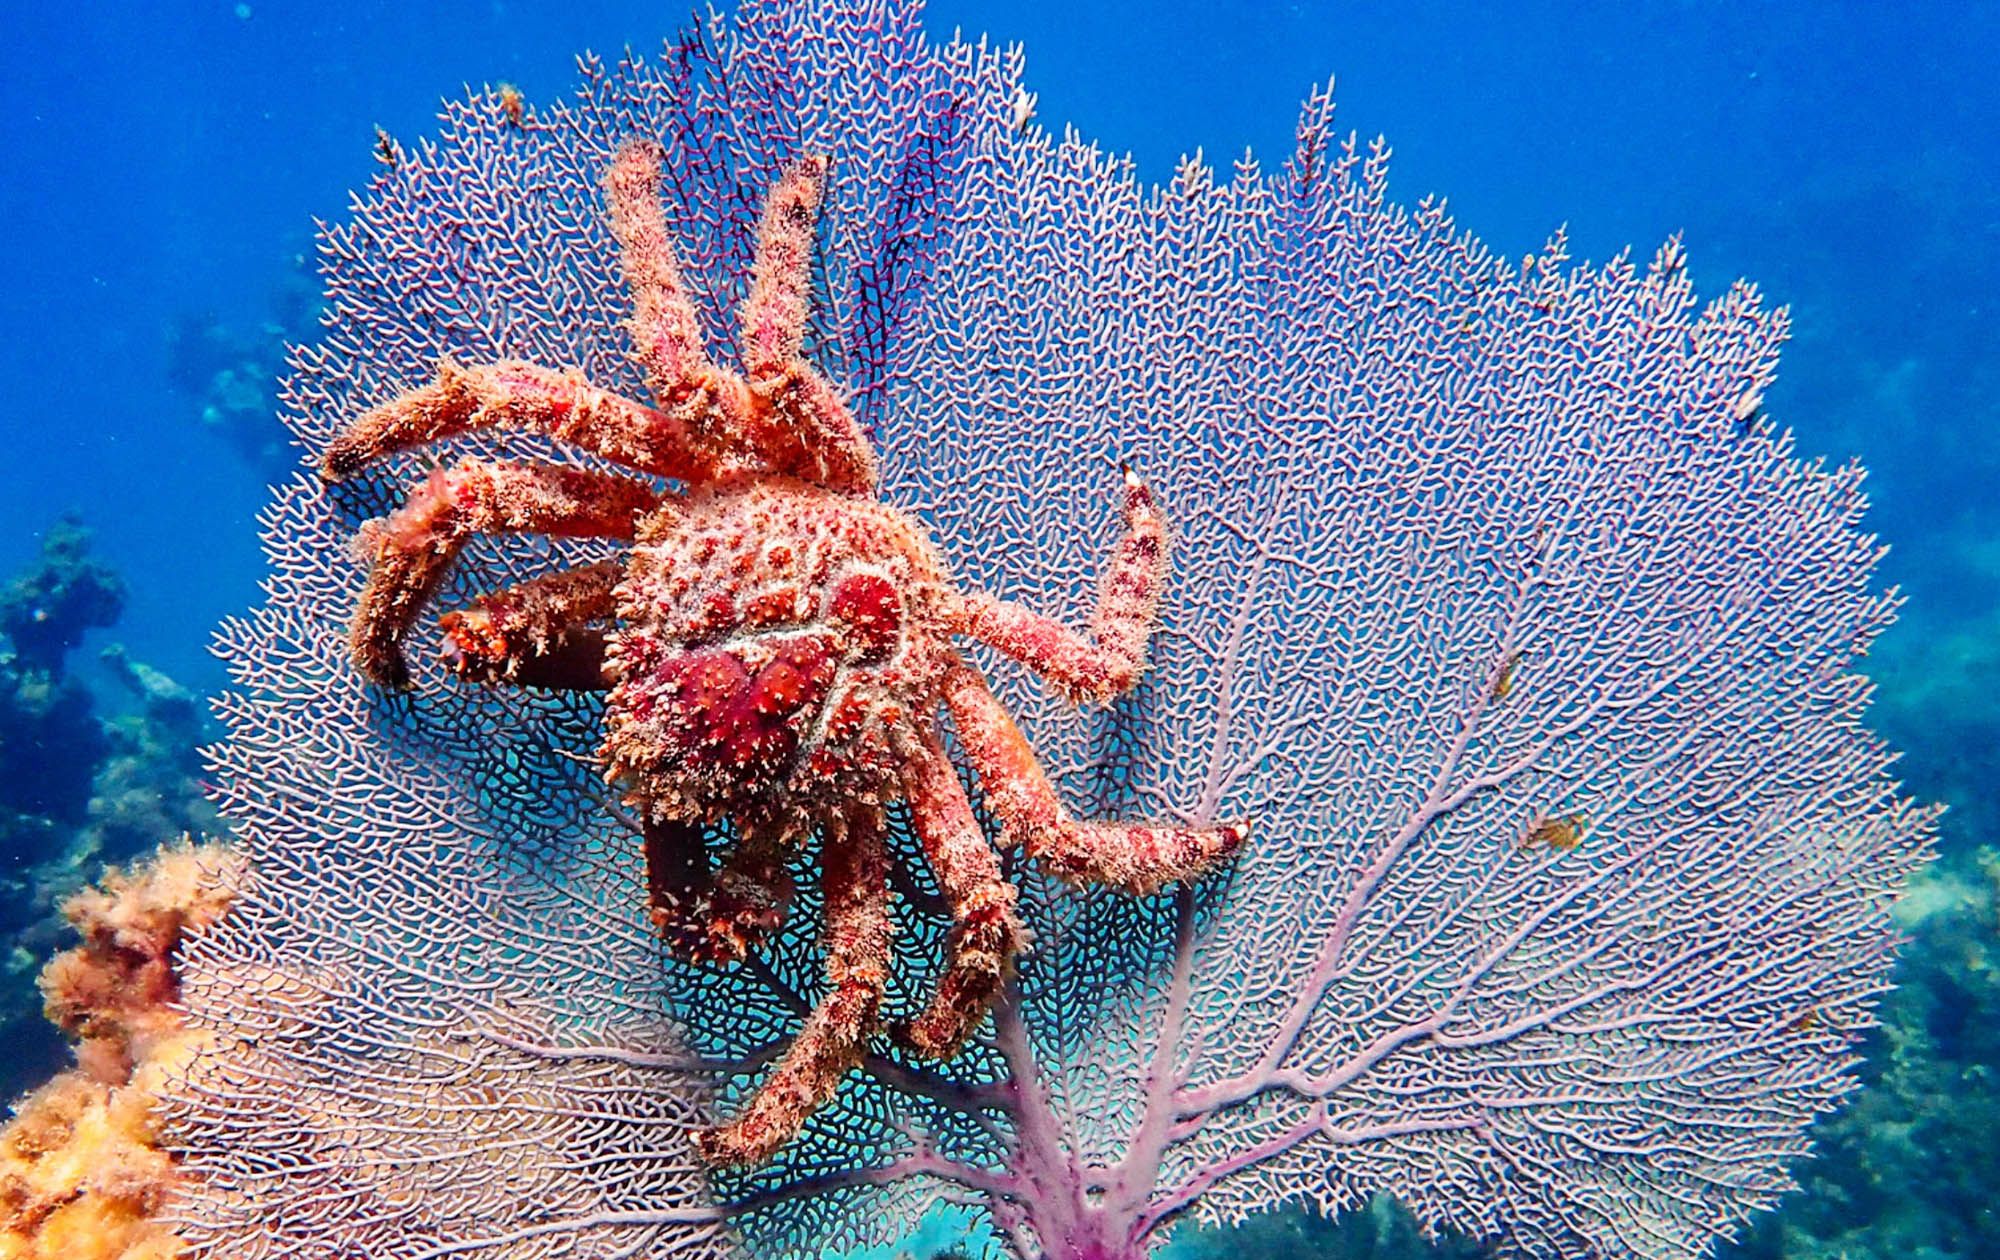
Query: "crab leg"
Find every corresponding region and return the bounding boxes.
[439,560,621,689]
[348,456,660,688]
[642,818,709,944]
[322,358,720,484]
[604,140,752,426]
[737,155,878,496]
[954,468,1167,704]
[896,727,1026,1059]
[697,807,891,1167]
[647,817,796,966]
[606,140,875,495]
[738,155,826,386]
[943,665,1246,895]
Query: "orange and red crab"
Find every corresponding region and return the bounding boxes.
[319,138,1246,1167]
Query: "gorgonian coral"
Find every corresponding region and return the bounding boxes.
[164,2,1932,1257]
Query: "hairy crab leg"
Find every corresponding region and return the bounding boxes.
[953,467,1167,704]
[603,139,751,423]
[942,665,1247,895]
[895,727,1026,1059]
[348,456,659,689]
[737,154,878,496]
[454,628,610,691]
[649,817,796,966]
[321,357,720,484]
[607,139,876,495]
[697,807,891,1168]
[439,560,622,688]
[641,817,709,940]
[738,155,825,386]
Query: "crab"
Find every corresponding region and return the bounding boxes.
[318,138,1247,1167]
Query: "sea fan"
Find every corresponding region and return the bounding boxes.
[164,2,1933,1257]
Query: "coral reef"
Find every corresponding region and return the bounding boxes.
[4,840,721,1260]
[0,520,221,1101]
[0,1073,180,1260]
[164,251,318,482]
[0,516,120,819]
[1864,546,2000,851]
[0,515,124,680]
[37,845,240,1086]
[159,3,1929,1258]
[0,842,242,1260]
[1723,845,2000,1260]
[87,651,214,870]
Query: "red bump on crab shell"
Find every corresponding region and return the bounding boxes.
[687,591,737,642]
[711,639,838,770]
[655,651,752,757]
[744,585,807,629]
[643,638,839,776]
[754,651,811,709]
[828,571,902,664]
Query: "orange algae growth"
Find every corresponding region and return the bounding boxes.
[0,843,242,1260]
[497,82,525,127]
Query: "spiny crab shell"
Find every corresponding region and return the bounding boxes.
[605,476,955,826]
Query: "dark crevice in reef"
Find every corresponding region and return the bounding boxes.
[0,516,222,1102]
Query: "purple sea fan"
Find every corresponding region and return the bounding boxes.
[163,1,1933,1258]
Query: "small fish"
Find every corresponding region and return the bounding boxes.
[1520,811,1586,853]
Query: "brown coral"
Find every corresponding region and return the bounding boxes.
[0,843,241,1260]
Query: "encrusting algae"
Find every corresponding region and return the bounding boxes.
[0,843,242,1260]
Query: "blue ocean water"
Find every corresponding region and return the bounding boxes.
[1,1,1995,1255]
[6,3,1995,708]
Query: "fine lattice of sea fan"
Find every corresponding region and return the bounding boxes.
[160,2,1934,1258]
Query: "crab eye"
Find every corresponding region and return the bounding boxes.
[827,571,901,665]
